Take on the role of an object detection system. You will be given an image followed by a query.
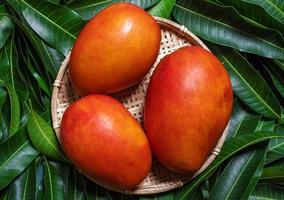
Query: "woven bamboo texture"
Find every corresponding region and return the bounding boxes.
[51,17,229,195]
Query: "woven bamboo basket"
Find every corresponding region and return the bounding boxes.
[51,17,229,195]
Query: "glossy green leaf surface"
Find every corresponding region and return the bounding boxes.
[0,127,39,190]
[211,45,283,123]
[0,6,13,49]
[249,183,284,199]
[173,0,284,59]
[27,109,68,162]
[149,0,176,18]
[21,0,86,56]
[174,132,284,200]
[68,0,160,20]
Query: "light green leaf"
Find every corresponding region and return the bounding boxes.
[249,183,284,199]
[43,159,64,200]
[27,109,68,162]
[9,160,37,200]
[21,0,86,56]
[149,0,176,18]
[210,45,283,123]
[0,127,39,190]
[0,6,13,49]
[173,0,284,59]
[68,0,160,20]
[241,0,284,24]
[173,131,284,200]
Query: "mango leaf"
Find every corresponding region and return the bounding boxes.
[0,190,9,200]
[0,6,13,49]
[261,167,284,183]
[149,0,176,18]
[249,183,284,199]
[173,0,284,59]
[215,0,284,34]
[27,109,68,162]
[43,159,64,200]
[208,120,273,200]
[266,125,284,164]
[67,168,85,200]
[0,127,39,190]
[0,81,20,135]
[241,0,284,24]
[68,0,160,20]
[35,158,45,200]
[140,192,174,200]
[210,45,284,123]
[85,181,113,200]
[173,131,284,200]
[8,160,37,200]
[209,145,267,200]
[20,0,86,56]
[226,100,261,140]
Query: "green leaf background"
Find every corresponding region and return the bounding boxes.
[0,0,284,199]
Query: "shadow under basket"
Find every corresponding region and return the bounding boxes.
[51,17,229,195]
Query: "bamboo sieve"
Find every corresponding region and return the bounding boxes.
[51,17,229,195]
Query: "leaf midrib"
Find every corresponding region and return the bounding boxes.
[220,53,283,122]
[0,140,29,172]
[72,0,112,11]
[45,162,54,200]
[31,111,64,159]
[22,0,76,39]
[174,3,284,51]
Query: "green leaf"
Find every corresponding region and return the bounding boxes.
[0,190,9,200]
[241,0,284,24]
[35,158,45,200]
[249,183,284,199]
[27,109,68,162]
[43,159,64,200]
[210,45,283,123]
[140,192,174,200]
[209,145,267,200]
[266,125,284,164]
[68,0,160,20]
[261,167,284,183]
[0,6,13,49]
[8,160,37,200]
[0,87,7,111]
[85,181,113,200]
[149,0,176,18]
[173,0,284,59]
[215,0,284,33]
[226,100,261,140]
[0,81,20,135]
[20,0,86,56]
[0,127,39,190]
[173,131,284,200]
[67,168,85,200]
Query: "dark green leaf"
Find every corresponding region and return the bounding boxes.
[261,167,284,183]
[0,6,13,49]
[85,181,113,200]
[249,183,284,199]
[266,125,284,164]
[149,0,176,18]
[241,0,284,24]
[0,87,7,111]
[0,190,9,200]
[140,192,173,200]
[35,158,45,200]
[210,45,283,123]
[21,0,86,56]
[9,160,37,200]
[173,0,284,59]
[215,0,284,33]
[43,159,64,200]
[67,168,85,200]
[68,0,160,20]
[0,127,39,190]
[173,131,284,200]
[27,109,68,162]
[0,81,20,135]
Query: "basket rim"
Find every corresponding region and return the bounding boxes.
[51,17,229,195]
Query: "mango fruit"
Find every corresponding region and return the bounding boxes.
[144,46,233,174]
[60,94,152,190]
[70,3,161,96]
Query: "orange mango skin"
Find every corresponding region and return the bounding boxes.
[144,46,233,174]
[60,94,152,190]
[70,3,161,96]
